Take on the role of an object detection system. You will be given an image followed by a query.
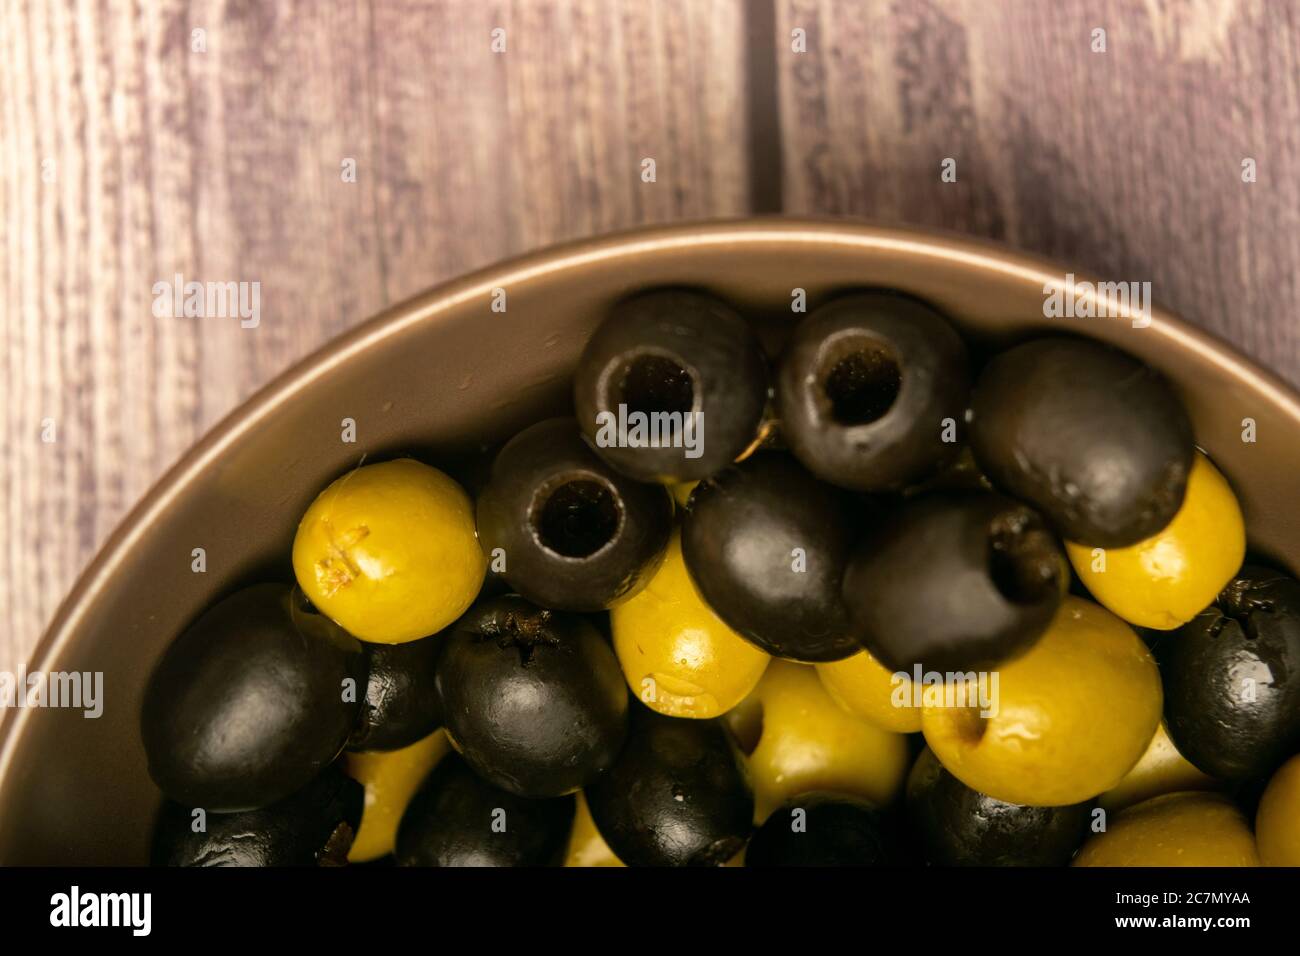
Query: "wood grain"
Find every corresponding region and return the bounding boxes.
[0,0,750,670]
[2,0,1298,674]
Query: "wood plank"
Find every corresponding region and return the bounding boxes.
[0,0,750,671]
[775,0,1300,383]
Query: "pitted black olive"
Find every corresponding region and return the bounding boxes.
[141,584,366,812]
[1157,566,1300,781]
[776,293,970,492]
[151,765,363,867]
[395,752,575,866]
[682,452,860,662]
[745,791,895,866]
[969,337,1194,547]
[574,290,769,481]
[585,706,753,866]
[435,595,628,797]
[348,634,442,752]
[476,417,672,611]
[906,748,1091,866]
[842,491,1066,671]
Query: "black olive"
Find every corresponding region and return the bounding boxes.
[905,748,1091,866]
[745,792,896,866]
[141,583,366,811]
[394,752,575,866]
[681,452,860,662]
[969,337,1194,547]
[435,595,629,797]
[347,634,442,752]
[476,417,673,611]
[585,706,753,866]
[150,765,363,867]
[776,293,969,492]
[1157,566,1300,781]
[573,290,768,481]
[842,491,1066,672]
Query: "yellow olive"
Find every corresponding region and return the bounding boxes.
[730,659,909,822]
[293,459,485,643]
[611,529,769,718]
[816,648,923,733]
[1066,452,1245,630]
[344,730,450,862]
[1255,753,1300,866]
[565,791,624,867]
[1098,722,1219,813]
[1074,791,1259,867]
[923,596,1162,806]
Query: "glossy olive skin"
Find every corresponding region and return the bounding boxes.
[348,634,442,752]
[842,491,1066,672]
[682,453,859,661]
[586,706,753,866]
[574,290,768,481]
[1156,566,1300,781]
[151,765,363,867]
[141,584,366,811]
[395,753,576,867]
[477,417,673,611]
[906,748,1091,866]
[435,596,629,797]
[745,792,895,867]
[970,337,1194,547]
[776,292,969,492]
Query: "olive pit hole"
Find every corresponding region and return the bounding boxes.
[988,512,1062,606]
[616,354,696,417]
[821,344,901,425]
[534,480,621,559]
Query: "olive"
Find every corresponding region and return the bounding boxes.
[394,752,576,867]
[1256,753,1300,866]
[435,595,629,797]
[293,459,485,643]
[816,648,923,734]
[969,337,1194,547]
[141,584,366,811]
[151,765,363,867]
[842,491,1066,672]
[611,529,770,718]
[585,706,753,866]
[345,731,450,863]
[728,660,909,822]
[776,292,969,492]
[681,453,860,662]
[745,792,895,867]
[1073,792,1259,867]
[1097,722,1218,814]
[348,634,442,752]
[1067,451,1245,630]
[923,597,1162,807]
[476,417,673,611]
[1155,565,1300,781]
[573,290,768,482]
[906,748,1091,866]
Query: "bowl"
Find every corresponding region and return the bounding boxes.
[3,218,1298,865]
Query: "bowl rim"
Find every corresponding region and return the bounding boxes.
[5,216,1300,784]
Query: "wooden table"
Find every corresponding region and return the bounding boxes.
[3,0,1298,671]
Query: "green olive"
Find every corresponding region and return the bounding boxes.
[293,459,485,643]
